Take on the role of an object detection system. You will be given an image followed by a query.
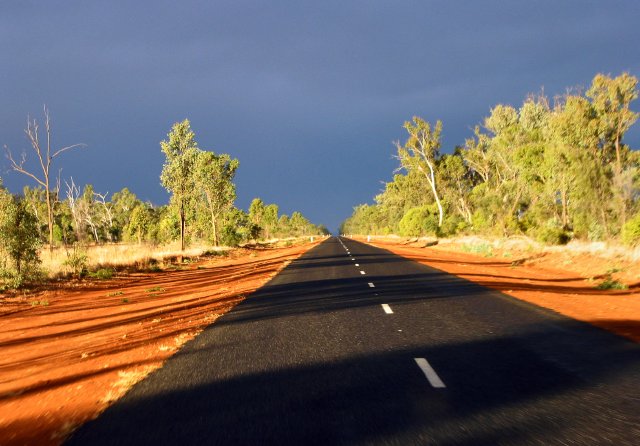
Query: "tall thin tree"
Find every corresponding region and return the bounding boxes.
[4,107,84,252]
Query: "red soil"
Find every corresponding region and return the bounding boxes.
[0,241,318,445]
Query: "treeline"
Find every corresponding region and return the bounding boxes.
[1,118,327,285]
[341,73,640,246]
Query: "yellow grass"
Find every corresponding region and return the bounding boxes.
[39,242,228,276]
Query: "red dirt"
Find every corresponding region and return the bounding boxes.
[364,237,640,343]
[0,241,319,445]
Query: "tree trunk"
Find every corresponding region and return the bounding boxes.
[212,216,218,247]
[424,162,443,227]
[560,186,568,229]
[614,130,626,226]
[180,201,185,251]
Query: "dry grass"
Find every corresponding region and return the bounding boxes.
[38,242,230,276]
[367,234,640,262]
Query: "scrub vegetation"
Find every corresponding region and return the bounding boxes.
[341,73,640,248]
[1,119,328,288]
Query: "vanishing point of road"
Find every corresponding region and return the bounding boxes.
[68,237,640,445]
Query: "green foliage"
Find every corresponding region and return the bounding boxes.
[89,268,114,280]
[342,73,639,247]
[536,225,571,245]
[596,276,628,290]
[398,205,439,237]
[0,187,42,287]
[126,205,152,244]
[194,150,239,246]
[63,244,89,278]
[461,243,493,257]
[621,212,640,246]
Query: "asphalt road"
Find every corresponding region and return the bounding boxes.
[67,237,640,445]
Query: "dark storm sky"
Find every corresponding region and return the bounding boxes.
[2,1,639,231]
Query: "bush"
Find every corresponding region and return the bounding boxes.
[536,226,571,245]
[89,268,114,280]
[399,205,439,237]
[0,193,42,288]
[63,244,88,278]
[621,213,640,246]
[220,225,243,247]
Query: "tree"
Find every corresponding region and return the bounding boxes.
[127,205,152,244]
[0,183,41,283]
[587,72,639,226]
[194,150,239,246]
[4,107,84,251]
[160,120,199,251]
[249,198,265,228]
[262,204,279,239]
[396,117,444,227]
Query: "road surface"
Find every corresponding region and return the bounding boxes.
[67,237,640,445]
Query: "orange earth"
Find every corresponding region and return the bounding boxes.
[0,241,320,445]
[363,237,640,343]
[1,236,639,445]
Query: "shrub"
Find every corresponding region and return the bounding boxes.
[621,213,640,246]
[0,192,42,288]
[399,205,439,237]
[63,244,89,278]
[596,277,628,290]
[89,268,114,280]
[536,226,571,245]
[220,225,243,247]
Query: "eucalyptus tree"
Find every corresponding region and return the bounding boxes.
[0,182,41,281]
[249,198,265,229]
[587,72,639,226]
[194,150,239,246]
[396,117,444,227]
[160,120,199,251]
[262,204,279,239]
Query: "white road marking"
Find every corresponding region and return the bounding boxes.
[351,258,355,261]
[414,358,446,388]
[368,282,375,287]
[381,303,393,314]
[360,270,366,275]
[355,263,359,266]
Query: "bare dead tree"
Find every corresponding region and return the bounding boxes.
[4,107,85,252]
[65,177,83,241]
[94,191,115,242]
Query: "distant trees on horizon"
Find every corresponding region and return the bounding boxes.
[1,116,328,287]
[341,73,640,247]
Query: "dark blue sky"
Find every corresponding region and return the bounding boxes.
[2,1,639,231]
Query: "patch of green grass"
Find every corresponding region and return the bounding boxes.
[121,298,129,303]
[596,277,628,290]
[148,265,162,272]
[88,268,114,280]
[145,286,166,293]
[106,291,124,297]
[30,299,49,306]
[461,243,493,257]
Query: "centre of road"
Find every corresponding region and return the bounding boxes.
[342,237,447,390]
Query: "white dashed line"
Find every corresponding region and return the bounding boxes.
[381,303,393,314]
[360,271,366,275]
[355,263,359,266]
[368,282,375,288]
[414,358,446,388]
